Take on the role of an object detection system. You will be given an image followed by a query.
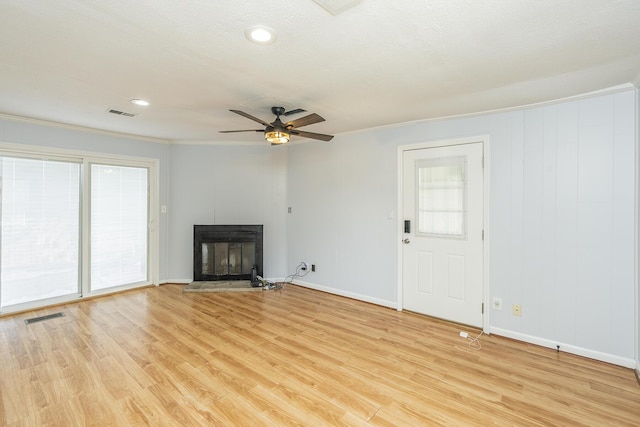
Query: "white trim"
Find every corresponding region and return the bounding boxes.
[0,141,159,164]
[0,113,168,145]
[482,138,491,333]
[169,139,266,146]
[397,135,491,332]
[161,279,192,284]
[341,85,636,138]
[396,147,405,311]
[169,138,311,146]
[86,281,152,297]
[292,279,397,309]
[635,87,640,372]
[149,163,160,285]
[0,293,82,315]
[491,327,636,369]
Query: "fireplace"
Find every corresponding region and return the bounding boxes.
[193,225,263,281]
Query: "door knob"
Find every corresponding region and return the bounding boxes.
[403,238,410,244]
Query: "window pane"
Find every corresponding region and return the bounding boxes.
[90,164,148,291]
[416,157,466,237]
[1,157,80,307]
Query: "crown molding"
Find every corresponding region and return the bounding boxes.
[0,113,169,144]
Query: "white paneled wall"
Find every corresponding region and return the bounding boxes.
[491,93,635,364]
[286,89,637,366]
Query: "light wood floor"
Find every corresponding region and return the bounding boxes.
[1,284,639,426]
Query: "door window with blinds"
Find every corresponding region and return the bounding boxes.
[0,150,154,313]
[415,156,467,238]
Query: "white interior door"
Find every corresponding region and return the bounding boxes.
[402,142,484,327]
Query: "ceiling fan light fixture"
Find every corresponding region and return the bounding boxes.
[245,26,276,44]
[265,129,289,144]
[220,108,334,143]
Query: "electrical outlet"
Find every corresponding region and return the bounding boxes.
[492,297,503,311]
[512,304,522,316]
[311,264,315,272]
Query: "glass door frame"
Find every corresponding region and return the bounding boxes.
[0,142,159,314]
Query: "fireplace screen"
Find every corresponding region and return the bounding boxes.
[193,225,263,281]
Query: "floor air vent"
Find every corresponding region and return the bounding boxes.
[107,108,136,117]
[25,312,65,325]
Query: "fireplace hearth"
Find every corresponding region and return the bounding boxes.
[193,225,263,282]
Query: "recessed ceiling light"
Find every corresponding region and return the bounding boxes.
[130,99,150,106]
[245,26,276,44]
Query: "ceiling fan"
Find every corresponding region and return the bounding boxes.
[220,106,334,145]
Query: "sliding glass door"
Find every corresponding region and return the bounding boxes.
[90,164,148,291]
[0,149,156,313]
[0,156,81,308]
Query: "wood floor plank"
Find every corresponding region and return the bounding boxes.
[1,283,639,426]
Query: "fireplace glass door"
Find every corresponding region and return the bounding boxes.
[202,242,255,276]
[193,225,263,281]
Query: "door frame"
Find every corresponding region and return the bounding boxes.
[397,135,491,332]
[0,141,160,314]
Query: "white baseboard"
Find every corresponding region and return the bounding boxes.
[490,327,636,369]
[160,279,191,284]
[291,279,397,309]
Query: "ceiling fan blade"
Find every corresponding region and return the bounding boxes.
[219,129,263,133]
[229,109,271,127]
[283,108,306,116]
[290,129,334,142]
[285,113,325,129]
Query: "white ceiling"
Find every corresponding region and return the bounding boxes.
[1,0,639,144]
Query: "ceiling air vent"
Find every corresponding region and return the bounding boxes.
[313,0,361,15]
[107,108,136,117]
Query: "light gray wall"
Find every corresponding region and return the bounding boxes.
[167,143,288,281]
[287,89,637,365]
[0,117,171,280]
[287,135,398,305]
